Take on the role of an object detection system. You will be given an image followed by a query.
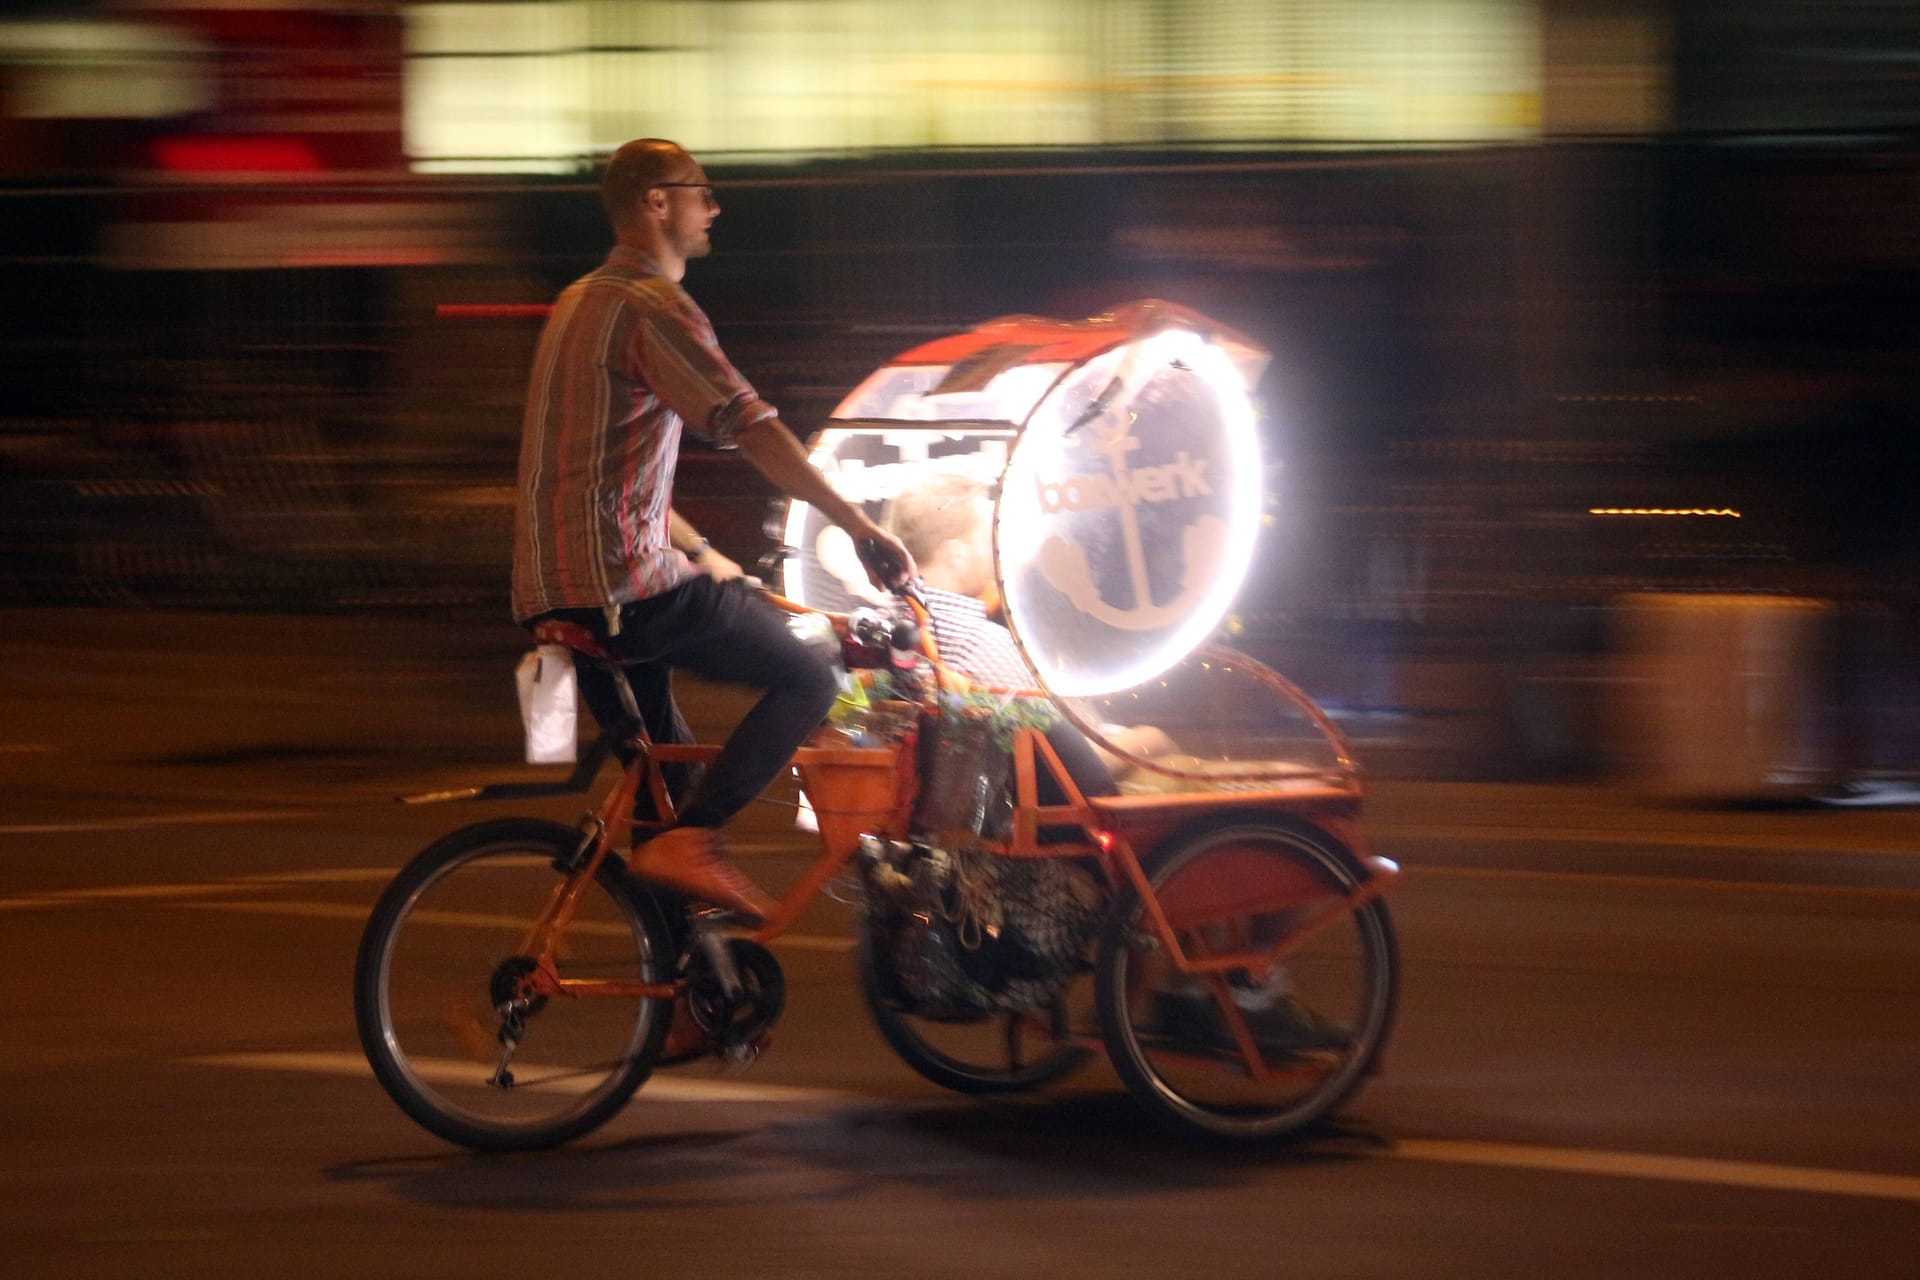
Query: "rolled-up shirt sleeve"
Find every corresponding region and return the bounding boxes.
[637,288,779,448]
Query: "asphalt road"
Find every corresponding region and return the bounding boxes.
[2,610,1917,1279]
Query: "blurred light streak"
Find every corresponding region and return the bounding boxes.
[402,0,1543,171]
[152,136,324,174]
[1392,1139,1920,1204]
[0,18,210,120]
[434,304,554,319]
[1588,508,1742,518]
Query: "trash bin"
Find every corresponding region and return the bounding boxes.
[1613,593,1832,801]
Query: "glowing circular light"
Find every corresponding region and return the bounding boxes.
[993,328,1264,697]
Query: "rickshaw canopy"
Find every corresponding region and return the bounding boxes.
[781,300,1272,699]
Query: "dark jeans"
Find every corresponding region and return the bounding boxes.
[573,656,701,822]
[539,576,840,831]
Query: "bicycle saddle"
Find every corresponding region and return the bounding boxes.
[530,618,614,662]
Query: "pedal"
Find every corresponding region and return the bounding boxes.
[722,1036,768,1068]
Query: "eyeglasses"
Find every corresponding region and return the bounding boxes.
[653,182,718,207]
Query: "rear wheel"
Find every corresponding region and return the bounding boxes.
[1095,817,1397,1141]
[354,819,676,1151]
[856,929,1091,1094]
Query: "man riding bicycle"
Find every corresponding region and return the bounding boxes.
[511,137,914,923]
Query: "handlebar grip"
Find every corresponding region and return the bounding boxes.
[856,537,909,588]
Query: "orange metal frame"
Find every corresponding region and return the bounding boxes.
[511,719,1390,1080]
[507,597,1393,1082]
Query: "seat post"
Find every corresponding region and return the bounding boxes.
[609,662,642,725]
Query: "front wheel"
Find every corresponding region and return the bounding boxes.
[353,819,677,1151]
[1095,817,1398,1141]
[856,929,1091,1094]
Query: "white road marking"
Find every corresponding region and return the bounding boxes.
[226,868,399,884]
[1374,821,1919,858]
[0,882,267,912]
[171,898,858,950]
[0,873,863,949]
[47,882,262,902]
[1390,1138,1920,1204]
[188,1050,855,1103]
[1408,864,1920,902]
[8,849,1915,921]
[183,1050,1920,1203]
[0,809,321,836]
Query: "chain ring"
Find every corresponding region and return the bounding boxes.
[685,939,786,1046]
[487,955,548,1018]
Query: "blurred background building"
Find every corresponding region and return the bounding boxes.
[1,0,1915,783]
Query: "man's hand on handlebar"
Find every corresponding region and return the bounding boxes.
[853,527,919,596]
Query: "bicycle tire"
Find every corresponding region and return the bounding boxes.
[1094,815,1398,1142]
[855,928,1091,1094]
[354,818,676,1151]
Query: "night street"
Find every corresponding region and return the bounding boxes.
[2,610,1914,1278]
[6,4,1920,1276]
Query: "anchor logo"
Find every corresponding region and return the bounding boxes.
[1034,408,1225,632]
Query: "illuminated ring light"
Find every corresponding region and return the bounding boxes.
[780,426,861,611]
[994,327,1263,698]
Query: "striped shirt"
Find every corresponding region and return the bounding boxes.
[511,246,779,621]
[921,587,1036,690]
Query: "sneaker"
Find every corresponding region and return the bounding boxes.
[629,827,775,923]
[1147,988,1350,1056]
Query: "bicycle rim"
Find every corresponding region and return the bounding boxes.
[355,821,672,1151]
[1097,820,1397,1141]
[856,930,1091,1094]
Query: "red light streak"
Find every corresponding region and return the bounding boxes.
[434,304,554,319]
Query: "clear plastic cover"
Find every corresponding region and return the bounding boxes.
[1059,646,1356,795]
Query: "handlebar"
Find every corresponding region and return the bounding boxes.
[760,580,1035,699]
[855,537,925,607]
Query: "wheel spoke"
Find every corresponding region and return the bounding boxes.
[355,820,675,1151]
[1096,820,1397,1141]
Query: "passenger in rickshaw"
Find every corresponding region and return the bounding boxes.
[886,473,1178,800]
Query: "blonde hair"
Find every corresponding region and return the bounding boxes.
[888,473,988,564]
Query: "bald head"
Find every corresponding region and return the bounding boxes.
[602,138,692,231]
